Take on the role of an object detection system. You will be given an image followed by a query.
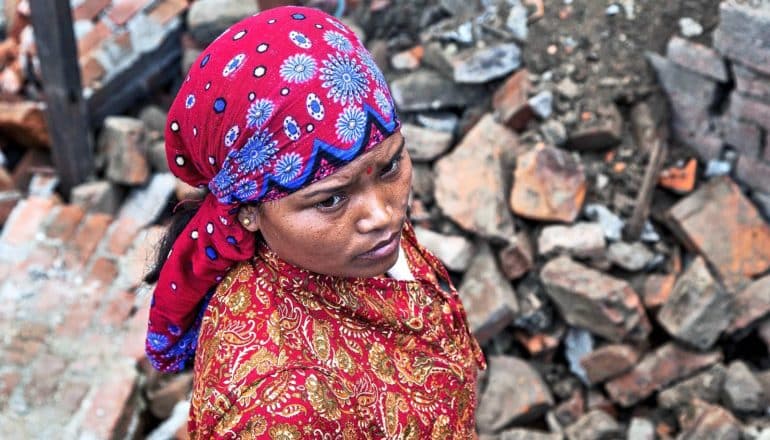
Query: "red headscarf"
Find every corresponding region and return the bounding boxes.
[146,6,401,372]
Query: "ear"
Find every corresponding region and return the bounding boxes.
[237,205,261,232]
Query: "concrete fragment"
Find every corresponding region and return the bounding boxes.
[401,123,454,161]
[657,257,733,350]
[564,327,593,385]
[666,177,770,293]
[564,410,621,440]
[458,243,518,344]
[658,363,727,409]
[722,361,766,414]
[413,226,475,272]
[187,0,257,45]
[511,145,586,223]
[476,356,554,433]
[537,222,605,259]
[117,173,175,227]
[540,256,651,342]
[416,112,459,133]
[606,241,654,271]
[391,69,485,111]
[528,90,553,119]
[99,116,150,186]
[579,344,639,385]
[667,36,728,82]
[584,204,623,241]
[679,17,703,37]
[605,343,722,407]
[435,114,518,242]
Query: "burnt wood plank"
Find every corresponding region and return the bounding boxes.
[28,0,94,198]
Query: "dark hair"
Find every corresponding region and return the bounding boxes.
[144,193,208,284]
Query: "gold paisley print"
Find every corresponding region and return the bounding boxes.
[368,342,396,385]
[305,374,341,421]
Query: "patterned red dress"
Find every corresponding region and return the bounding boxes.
[189,223,486,438]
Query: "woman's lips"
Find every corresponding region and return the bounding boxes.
[358,231,400,261]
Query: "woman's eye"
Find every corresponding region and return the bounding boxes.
[316,194,345,210]
[381,155,402,176]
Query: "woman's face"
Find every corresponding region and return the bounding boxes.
[247,131,412,278]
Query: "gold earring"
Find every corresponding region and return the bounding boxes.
[242,218,251,226]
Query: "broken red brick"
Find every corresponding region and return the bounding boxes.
[605,343,722,407]
[498,231,534,280]
[642,273,676,309]
[108,0,153,26]
[73,0,112,21]
[677,399,743,439]
[88,257,119,288]
[77,20,110,57]
[45,204,86,241]
[106,216,142,256]
[514,330,561,358]
[0,196,57,246]
[567,102,623,150]
[146,0,188,25]
[726,275,770,334]
[493,69,533,131]
[100,290,137,327]
[580,344,640,385]
[511,144,586,222]
[65,212,113,268]
[0,100,50,147]
[666,177,770,293]
[0,370,21,409]
[658,158,697,194]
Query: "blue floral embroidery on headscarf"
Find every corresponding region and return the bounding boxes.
[280,53,317,83]
[320,52,369,105]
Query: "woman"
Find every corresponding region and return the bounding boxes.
[144,6,485,438]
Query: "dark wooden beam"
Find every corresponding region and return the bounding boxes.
[28,0,94,198]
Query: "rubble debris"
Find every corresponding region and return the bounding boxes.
[727,275,770,334]
[391,69,486,111]
[579,343,639,385]
[497,231,534,280]
[564,409,622,440]
[492,69,533,130]
[722,361,767,414]
[567,102,624,151]
[606,241,654,272]
[510,144,586,223]
[435,114,519,242]
[540,256,651,343]
[458,242,519,345]
[677,399,743,440]
[187,0,257,45]
[401,123,454,161]
[658,363,727,409]
[605,343,722,407]
[713,1,770,76]
[627,417,655,440]
[413,225,476,272]
[476,355,554,433]
[99,116,150,186]
[584,204,624,242]
[537,222,605,259]
[657,257,733,350]
[564,327,593,384]
[666,177,770,293]
[667,36,728,82]
[658,158,697,194]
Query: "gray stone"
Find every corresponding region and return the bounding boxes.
[584,204,624,242]
[71,181,124,215]
[564,327,593,385]
[537,222,606,259]
[477,356,554,433]
[401,123,454,161]
[147,140,170,173]
[714,1,770,76]
[540,119,567,147]
[182,47,203,76]
[416,112,459,133]
[729,93,770,131]
[540,256,651,342]
[606,241,654,271]
[505,1,529,41]
[99,116,151,186]
[529,91,553,119]
[667,36,728,82]
[752,191,770,220]
[564,410,621,440]
[117,173,176,227]
[450,43,522,84]
[723,361,766,413]
[679,17,704,37]
[138,105,168,137]
[722,118,761,159]
[657,257,734,350]
[627,417,655,440]
[733,64,770,101]
[435,114,518,242]
[727,275,770,334]
[187,0,258,45]
[459,242,518,344]
[413,226,475,272]
[556,77,581,100]
[391,69,486,111]
[658,363,727,409]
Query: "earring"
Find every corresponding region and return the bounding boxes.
[242,218,251,226]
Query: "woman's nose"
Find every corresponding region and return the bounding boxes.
[356,189,393,233]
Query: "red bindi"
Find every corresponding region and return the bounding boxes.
[366,166,373,175]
